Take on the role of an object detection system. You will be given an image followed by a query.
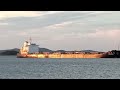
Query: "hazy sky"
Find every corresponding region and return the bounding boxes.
[0,11,120,51]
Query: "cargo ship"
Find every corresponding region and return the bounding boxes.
[17,40,120,58]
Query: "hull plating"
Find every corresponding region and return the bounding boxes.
[17,53,119,58]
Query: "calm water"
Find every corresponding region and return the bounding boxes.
[0,56,120,79]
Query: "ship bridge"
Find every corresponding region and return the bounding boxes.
[20,40,39,54]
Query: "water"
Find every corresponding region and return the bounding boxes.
[0,56,120,79]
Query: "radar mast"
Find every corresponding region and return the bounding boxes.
[29,37,32,44]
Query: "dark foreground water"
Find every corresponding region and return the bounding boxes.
[0,56,120,79]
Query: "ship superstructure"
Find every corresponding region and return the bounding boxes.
[19,41,39,55]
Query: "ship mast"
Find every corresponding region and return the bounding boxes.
[29,37,32,44]
[118,41,120,50]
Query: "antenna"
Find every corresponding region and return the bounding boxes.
[118,41,120,50]
[29,37,32,44]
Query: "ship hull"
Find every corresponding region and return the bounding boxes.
[17,53,120,58]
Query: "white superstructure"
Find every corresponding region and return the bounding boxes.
[20,41,39,54]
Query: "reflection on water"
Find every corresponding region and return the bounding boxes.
[0,56,120,79]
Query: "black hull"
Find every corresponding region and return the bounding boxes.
[101,50,120,58]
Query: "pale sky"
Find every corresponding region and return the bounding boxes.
[0,11,120,51]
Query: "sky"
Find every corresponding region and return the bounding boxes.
[0,11,120,51]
